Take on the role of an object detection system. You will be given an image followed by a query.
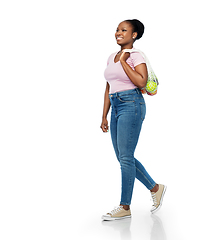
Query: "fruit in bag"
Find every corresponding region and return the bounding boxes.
[141,88,147,94]
[146,89,157,96]
[145,80,158,94]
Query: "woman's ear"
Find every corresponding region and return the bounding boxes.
[132,32,138,40]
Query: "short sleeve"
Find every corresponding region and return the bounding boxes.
[130,52,146,67]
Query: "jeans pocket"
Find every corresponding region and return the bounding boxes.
[117,95,134,103]
[140,102,146,121]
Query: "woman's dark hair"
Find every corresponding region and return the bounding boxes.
[125,19,144,40]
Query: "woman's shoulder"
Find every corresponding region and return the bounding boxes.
[130,49,144,58]
[130,49,146,64]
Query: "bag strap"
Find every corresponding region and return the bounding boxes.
[123,49,159,85]
[138,50,159,85]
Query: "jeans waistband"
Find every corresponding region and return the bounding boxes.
[109,88,142,98]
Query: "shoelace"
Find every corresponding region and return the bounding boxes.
[151,192,158,206]
[109,206,123,216]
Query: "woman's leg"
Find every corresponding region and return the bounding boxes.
[110,95,156,207]
[135,158,156,190]
[110,110,156,191]
[116,110,139,206]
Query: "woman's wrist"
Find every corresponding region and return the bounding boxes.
[120,59,126,64]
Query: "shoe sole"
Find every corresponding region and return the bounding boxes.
[102,215,131,221]
[151,185,167,214]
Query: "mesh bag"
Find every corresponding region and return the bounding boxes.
[124,49,159,96]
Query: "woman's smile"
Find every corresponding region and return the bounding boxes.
[116,36,124,41]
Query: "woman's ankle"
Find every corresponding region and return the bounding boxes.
[150,184,159,193]
[120,204,130,210]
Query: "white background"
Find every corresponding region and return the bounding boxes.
[0,0,210,239]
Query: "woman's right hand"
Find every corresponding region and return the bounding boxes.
[100,118,109,133]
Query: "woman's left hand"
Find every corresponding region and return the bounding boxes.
[119,51,130,63]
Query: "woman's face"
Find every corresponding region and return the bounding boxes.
[115,21,137,46]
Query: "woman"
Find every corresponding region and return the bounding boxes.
[100,19,166,221]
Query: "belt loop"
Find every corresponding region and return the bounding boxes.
[135,88,140,94]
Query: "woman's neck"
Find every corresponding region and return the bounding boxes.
[121,44,133,51]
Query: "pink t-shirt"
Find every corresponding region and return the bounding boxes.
[104,49,146,94]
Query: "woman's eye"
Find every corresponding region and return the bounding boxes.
[116,29,127,32]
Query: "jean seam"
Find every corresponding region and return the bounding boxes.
[123,118,136,204]
[135,166,155,190]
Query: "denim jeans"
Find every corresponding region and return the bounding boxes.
[109,88,156,205]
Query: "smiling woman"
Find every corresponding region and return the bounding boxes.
[116,19,144,43]
[101,19,167,221]
[106,20,148,92]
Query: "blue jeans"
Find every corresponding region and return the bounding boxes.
[109,88,156,205]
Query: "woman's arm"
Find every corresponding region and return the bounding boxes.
[100,82,111,132]
[120,52,148,89]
